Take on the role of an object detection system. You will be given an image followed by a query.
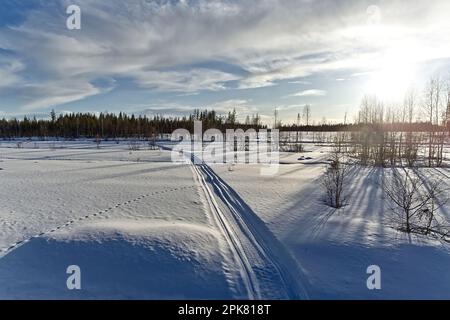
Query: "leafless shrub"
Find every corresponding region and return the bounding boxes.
[95,135,101,149]
[148,134,159,150]
[279,132,304,152]
[322,151,350,208]
[384,168,450,239]
[128,140,141,151]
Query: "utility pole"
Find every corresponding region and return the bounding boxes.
[274,107,279,129]
[303,104,311,126]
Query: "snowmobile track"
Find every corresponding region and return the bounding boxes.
[188,157,308,299]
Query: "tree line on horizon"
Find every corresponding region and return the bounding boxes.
[1,107,449,139]
[0,110,450,139]
[1,76,450,140]
[0,109,267,139]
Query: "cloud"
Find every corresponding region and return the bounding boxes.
[20,80,105,111]
[132,68,240,92]
[287,89,327,97]
[288,80,310,85]
[1,0,450,112]
[0,59,24,88]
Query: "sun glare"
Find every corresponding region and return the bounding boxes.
[364,53,417,102]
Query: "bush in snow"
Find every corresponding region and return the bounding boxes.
[322,151,349,208]
[128,141,141,151]
[95,135,101,149]
[384,169,449,238]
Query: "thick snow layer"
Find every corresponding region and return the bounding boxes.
[0,157,203,252]
[0,220,233,299]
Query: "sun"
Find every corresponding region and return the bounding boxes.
[364,54,417,102]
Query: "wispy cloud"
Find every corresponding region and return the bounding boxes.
[132,68,240,92]
[21,81,105,111]
[286,89,327,98]
[0,59,24,88]
[288,80,311,85]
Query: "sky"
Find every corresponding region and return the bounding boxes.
[0,0,450,124]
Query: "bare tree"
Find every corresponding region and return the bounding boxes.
[446,79,450,135]
[384,169,449,237]
[446,78,450,131]
[436,77,450,166]
[385,106,398,166]
[423,76,444,167]
[148,129,159,150]
[128,140,140,151]
[303,104,311,126]
[273,107,281,129]
[322,147,350,208]
[296,112,302,151]
[95,134,101,149]
[403,89,419,167]
[354,95,385,165]
[424,78,435,167]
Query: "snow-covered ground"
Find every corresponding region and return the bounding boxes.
[212,148,450,299]
[1,139,450,299]
[0,142,241,299]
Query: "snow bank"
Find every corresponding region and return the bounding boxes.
[0,220,233,299]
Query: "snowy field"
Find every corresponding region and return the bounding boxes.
[212,147,450,299]
[1,139,450,299]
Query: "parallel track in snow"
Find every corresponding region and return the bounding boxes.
[161,143,309,299]
[197,163,308,299]
[190,163,260,299]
